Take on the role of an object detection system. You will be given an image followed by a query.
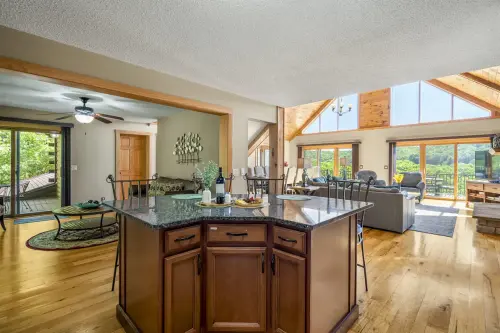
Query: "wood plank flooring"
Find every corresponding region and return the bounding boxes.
[0,200,499,333]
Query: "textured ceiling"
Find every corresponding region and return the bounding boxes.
[1,1,500,107]
[0,72,183,123]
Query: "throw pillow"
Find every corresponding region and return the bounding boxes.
[148,181,184,196]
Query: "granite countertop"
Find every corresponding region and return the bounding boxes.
[103,194,374,231]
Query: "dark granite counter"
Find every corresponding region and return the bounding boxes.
[103,195,373,231]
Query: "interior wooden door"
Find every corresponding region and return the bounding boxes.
[119,134,147,199]
[271,249,306,333]
[206,247,267,332]
[164,248,201,333]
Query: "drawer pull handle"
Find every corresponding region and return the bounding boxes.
[278,235,297,243]
[226,232,248,237]
[174,234,196,242]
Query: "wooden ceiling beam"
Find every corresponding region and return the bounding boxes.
[426,79,500,114]
[459,72,500,92]
[288,99,335,140]
[248,125,269,156]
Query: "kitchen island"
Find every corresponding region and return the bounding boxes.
[104,195,373,333]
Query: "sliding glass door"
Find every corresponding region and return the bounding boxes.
[302,145,354,179]
[393,139,492,200]
[0,128,66,216]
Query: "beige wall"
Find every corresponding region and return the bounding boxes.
[290,118,500,184]
[0,26,277,193]
[157,110,219,179]
[0,106,157,203]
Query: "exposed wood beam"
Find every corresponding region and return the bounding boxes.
[289,99,335,140]
[426,79,500,114]
[248,125,269,156]
[460,72,500,92]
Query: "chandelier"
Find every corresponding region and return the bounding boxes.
[331,98,352,116]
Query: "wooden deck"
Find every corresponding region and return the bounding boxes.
[0,172,56,197]
[1,200,500,333]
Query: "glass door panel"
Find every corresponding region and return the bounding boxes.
[395,146,420,176]
[425,145,454,198]
[16,131,61,214]
[339,149,352,179]
[0,130,12,215]
[457,143,490,199]
[319,149,334,177]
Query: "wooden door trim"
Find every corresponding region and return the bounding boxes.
[115,131,151,199]
[0,56,233,186]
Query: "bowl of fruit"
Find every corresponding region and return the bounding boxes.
[235,196,264,208]
[76,200,101,209]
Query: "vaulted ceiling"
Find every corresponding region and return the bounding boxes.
[1,1,500,106]
[285,65,500,140]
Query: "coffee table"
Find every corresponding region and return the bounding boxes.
[52,205,116,240]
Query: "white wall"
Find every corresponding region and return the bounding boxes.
[290,118,500,184]
[0,26,277,193]
[157,111,219,179]
[0,106,157,203]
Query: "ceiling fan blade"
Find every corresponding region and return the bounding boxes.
[37,112,73,116]
[93,115,112,124]
[95,113,124,121]
[55,115,74,120]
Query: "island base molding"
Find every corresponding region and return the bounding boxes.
[116,213,362,333]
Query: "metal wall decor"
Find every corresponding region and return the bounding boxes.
[173,132,203,164]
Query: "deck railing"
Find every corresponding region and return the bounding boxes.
[425,172,476,198]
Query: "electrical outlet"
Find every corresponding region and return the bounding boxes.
[71,165,78,171]
[233,168,240,177]
[384,165,389,169]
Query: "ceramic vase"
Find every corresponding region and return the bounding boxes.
[202,188,211,204]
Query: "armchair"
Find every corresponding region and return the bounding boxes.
[356,170,386,186]
[398,172,425,203]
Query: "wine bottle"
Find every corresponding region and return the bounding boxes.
[216,167,225,204]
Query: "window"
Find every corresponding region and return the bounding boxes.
[391,81,490,125]
[302,95,359,134]
[302,146,353,179]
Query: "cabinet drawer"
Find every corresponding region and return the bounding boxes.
[485,184,500,194]
[468,183,484,191]
[273,226,307,254]
[207,224,266,243]
[165,225,201,254]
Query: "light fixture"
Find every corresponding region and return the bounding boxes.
[50,132,60,138]
[332,98,353,116]
[75,114,94,124]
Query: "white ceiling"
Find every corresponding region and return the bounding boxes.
[0,72,183,123]
[1,1,500,107]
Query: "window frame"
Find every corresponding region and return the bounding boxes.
[391,81,491,126]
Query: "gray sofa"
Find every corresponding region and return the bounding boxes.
[315,186,416,233]
[356,170,386,186]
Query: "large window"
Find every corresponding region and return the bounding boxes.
[302,146,353,179]
[302,95,358,134]
[390,81,490,126]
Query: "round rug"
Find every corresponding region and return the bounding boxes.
[26,223,118,251]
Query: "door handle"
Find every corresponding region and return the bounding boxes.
[271,254,276,275]
[261,253,265,273]
[197,254,202,275]
[226,232,248,237]
[278,235,297,243]
[174,234,195,242]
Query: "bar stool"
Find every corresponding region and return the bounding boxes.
[327,175,374,291]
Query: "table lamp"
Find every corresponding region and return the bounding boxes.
[297,158,312,186]
[339,157,347,180]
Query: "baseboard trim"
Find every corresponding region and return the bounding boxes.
[116,304,140,333]
[331,305,359,333]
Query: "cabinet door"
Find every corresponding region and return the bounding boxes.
[164,248,201,333]
[272,249,306,333]
[206,247,266,332]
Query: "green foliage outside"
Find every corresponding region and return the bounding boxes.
[304,149,352,179]
[0,131,53,185]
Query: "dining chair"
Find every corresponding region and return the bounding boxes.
[244,174,286,197]
[327,175,374,291]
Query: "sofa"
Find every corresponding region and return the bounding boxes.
[130,176,200,197]
[315,186,416,233]
[355,170,386,186]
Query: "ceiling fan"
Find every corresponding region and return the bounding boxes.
[49,97,125,124]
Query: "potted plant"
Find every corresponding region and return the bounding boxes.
[393,173,404,190]
[195,160,219,203]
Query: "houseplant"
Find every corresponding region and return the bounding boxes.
[195,160,219,203]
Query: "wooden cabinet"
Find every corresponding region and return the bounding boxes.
[164,248,201,333]
[271,249,306,333]
[206,247,267,332]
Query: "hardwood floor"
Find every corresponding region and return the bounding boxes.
[0,200,499,333]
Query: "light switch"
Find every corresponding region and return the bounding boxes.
[233,168,240,177]
[71,165,78,171]
[384,165,389,169]
[360,165,364,169]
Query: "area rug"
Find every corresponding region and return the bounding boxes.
[14,214,68,225]
[26,223,118,251]
[409,204,458,238]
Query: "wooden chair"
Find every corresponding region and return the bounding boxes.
[106,173,159,292]
[327,175,374,291]
[244,174,286,197]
